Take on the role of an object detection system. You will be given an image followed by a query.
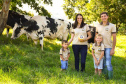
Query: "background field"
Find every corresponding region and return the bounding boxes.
[0,29,126,84]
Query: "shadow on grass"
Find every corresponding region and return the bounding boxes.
[0,34,126,83]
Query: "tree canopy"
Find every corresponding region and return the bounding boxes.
[63,0,126,30]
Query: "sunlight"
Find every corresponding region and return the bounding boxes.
[2,28,13,35]
[0,69,21,84]
[115,47,126,58]
[114,35,126,58]
[54,40,61,45]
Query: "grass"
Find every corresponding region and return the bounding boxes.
[0,29,126,84]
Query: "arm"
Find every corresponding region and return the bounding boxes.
[110,33,116,56]
[66,53,70,60]
[60,55,65,61]
[92,50,98,65]
[98,51,104,65]
[68,33,74,45]
[92,50,97,61]
[98,51,104,62]
[85,31,92,41]
[94,32,98,43]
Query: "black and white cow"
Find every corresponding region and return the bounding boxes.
[88,25,96,43]
[5,10,31,37]
[88,25,96,49]
[11,15,72,50]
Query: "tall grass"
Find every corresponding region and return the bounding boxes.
[0,29,126,84]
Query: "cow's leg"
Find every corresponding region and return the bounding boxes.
[33,40,38,45]
[39,34,44,51]
[5,25,11,37]
[6,28,9,37]
[26,33,29,41]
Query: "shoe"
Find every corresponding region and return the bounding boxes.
[108,71,113,79]
[102,67,107,75]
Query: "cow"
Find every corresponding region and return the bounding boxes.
[11,15,72,51]
[88,25,96,43]
[5,10,31,37]
[88,25,96,50]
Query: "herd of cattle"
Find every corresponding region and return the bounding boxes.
[4,10,96,50]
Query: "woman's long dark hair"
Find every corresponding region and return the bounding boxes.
[73,14,86,29]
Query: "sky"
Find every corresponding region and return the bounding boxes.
[18,0,70,21]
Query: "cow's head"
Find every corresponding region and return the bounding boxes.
[11,23,26,39]
[11,19,39,39]
[66,22,73,34]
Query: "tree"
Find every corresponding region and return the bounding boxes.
[87,0,126,31]
[0,0,11,36]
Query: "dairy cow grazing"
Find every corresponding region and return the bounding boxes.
[11,15,72,50]
[5,10,31,37]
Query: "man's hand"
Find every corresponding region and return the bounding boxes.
[110,48,115,56]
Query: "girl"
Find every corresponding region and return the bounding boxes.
[92,34,104,75]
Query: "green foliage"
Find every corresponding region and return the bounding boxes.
[63,0,89,20]
[0,0,3,9]
[63,0,126,32]
[0,0,52,17]
[0,30,126,83]
[117,23,126,35]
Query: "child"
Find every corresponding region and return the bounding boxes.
[59,40,70,71]
[92,34,104,75]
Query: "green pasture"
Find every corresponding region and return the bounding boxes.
[0,29,126,84]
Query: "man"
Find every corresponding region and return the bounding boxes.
[95,12,116,79]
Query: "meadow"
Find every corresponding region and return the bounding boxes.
[0,29,126,84]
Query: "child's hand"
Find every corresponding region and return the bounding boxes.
[63,59,65,61]
[95,60,98,66]
[66,58,68,61]
[98,60,100,65]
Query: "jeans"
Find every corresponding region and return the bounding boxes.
[72,45,87,71]
[61,60,68,69]
[103,48,113,71]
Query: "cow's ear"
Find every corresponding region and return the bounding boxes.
[72,23,74,27]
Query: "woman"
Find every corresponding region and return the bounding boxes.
[68,14,92,72]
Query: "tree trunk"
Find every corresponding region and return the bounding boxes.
[0,0,11,36]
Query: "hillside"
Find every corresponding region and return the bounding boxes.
[0,30,126,84]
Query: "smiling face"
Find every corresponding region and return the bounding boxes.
[96,36,103,43]
[77,15,83,24]
[101,14,109,22]
[62,42,68,49]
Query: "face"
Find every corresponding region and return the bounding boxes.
[77,15,83,24]
[101,14,109,22]
[96,36,102,43]
[62,42,68,49]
